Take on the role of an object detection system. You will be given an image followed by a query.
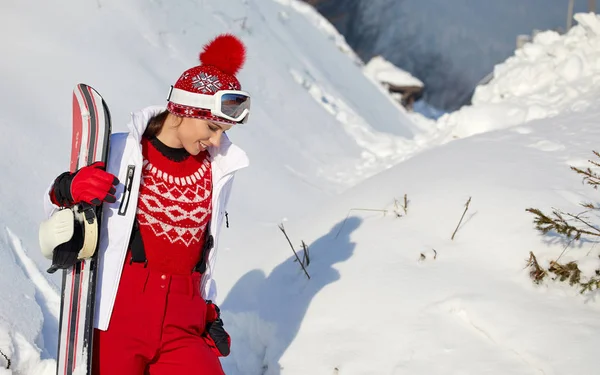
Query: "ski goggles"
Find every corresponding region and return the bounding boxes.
[167,86,251,124]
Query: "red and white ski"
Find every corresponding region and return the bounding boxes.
[56,84,111,375]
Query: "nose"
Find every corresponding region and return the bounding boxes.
[209,131,222,148]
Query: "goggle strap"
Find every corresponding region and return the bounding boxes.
[168,87,215,109]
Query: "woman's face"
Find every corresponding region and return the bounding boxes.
[176,117,234,155]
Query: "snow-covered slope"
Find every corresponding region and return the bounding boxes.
[2,0,600,373]
[236,102,600,375]
[217,16,600,373]
[216,12,600,375]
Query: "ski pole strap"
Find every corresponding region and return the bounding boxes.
[127,219,214,273]
[194,231,214,274]
[128,220,147,266]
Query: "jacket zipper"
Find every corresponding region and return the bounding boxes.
[200,174,233,295]
[118,165,135,216]
[103,158,141,329]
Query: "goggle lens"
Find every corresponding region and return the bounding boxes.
[220,93,251,120]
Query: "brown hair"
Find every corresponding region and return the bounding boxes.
[143,110,183,138]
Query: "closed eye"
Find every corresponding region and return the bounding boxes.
[208,122,222,132]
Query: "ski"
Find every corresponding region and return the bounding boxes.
[56,84,111,375]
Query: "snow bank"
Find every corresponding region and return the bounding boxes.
[257,103,600,375]
[437,13,600,139]
[0,228,57,374]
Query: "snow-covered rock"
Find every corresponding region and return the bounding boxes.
[364,55,424,88]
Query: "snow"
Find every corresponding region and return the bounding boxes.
[364,55,424,88]
[1,0,600,373]
[437,13,600,140]
[272,0,363,66]
[262,107,600,374]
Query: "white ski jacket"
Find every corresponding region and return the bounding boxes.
[43,106,249,331]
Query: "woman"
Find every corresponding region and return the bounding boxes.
[43,34,251,374]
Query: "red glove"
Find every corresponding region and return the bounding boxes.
[50,162,119,207]
[202,301,231,357]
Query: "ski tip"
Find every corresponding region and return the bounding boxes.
[75,83,101,95]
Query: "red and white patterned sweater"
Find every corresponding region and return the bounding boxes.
[136,136,212,274]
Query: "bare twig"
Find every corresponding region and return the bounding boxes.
[433,249,437,260]
[301,240,310,267]
[393,195,409,217]
[563,210,600,236]
[0,348,10,369]
[393,199,402,218]
[336,208,387,238]
[233,16,250,32]
[556,237,576,263]
[451,197,472,240]
[278,223,310,280]
[586,241,599,257]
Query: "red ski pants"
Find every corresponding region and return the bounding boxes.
[92,255,225,375]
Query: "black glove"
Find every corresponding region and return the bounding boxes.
[203,301,231,357]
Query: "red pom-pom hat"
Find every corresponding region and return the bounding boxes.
[167,34,249,124]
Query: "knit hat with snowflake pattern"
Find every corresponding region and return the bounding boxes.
[167,34,247,124]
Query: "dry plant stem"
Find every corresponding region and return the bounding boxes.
[586,241,599,257]
[0,348,10,369]
[278,223,311,280]
[451,197,472,240]
[393,199,402,217]
[526,251,548,284]
[403,194,408,215]
[234,17,248,30]
[301,240,310,266]
[336,208,388,238]
[556,237,576,263]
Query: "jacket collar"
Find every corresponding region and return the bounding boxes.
[128,106,250,176]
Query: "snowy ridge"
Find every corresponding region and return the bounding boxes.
[289,67,434,188]
[272,0,364,65]
[437,13,600,140]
